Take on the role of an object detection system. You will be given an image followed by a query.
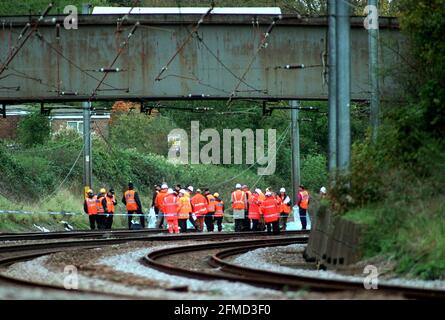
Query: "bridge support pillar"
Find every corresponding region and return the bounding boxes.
[290,100,300,203]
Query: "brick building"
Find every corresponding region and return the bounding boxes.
[0,105,110,140]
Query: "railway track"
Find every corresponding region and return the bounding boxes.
[0,230,308,299]
[143,237,445,300]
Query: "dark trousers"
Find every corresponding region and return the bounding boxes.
[178,219,188,233]
[251,219,259,231]
[89,215,101,230]
[234,219,244,232]
[299,208,307,230]
[104,214,114,229]
[128,210,145,229]
[214,216,223,232]
[280,213,289,231]
[205,212,214,232]
[266,220,280,235]
[243,210,250,231]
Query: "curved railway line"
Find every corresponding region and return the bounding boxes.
[144,236,445,300]
[1,229,444,299]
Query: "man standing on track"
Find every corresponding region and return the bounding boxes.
[155,183,169,229]
[96,188,108,230]
[176,189,192,233]
[260,191,280,235]
[163,188,179,234]
[213,193,224,232]
[191,189,208,231]
[297,185,310,230]
[248,189,261,231]
[231,183,247,232]
[122,182,144,229]
[105,188,117,229]
[204,188,216,232]
[279,188,291,231]
[84,189,99,230]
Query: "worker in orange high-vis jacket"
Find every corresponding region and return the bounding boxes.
[297,185,310,230]
[163,188,179,234]
[260,191,280,235]
[122,182,144,229]
[248,189,261,231]
[176,189,192,233]
[96,188,108,230]
[213,193,224,232]
[105,188,117,230]
[191,189,208,232]
[204,189,216,232]
[231,183,247,232]
[84,189,99,230]
[279,188,292,231]
[155,183,169,229]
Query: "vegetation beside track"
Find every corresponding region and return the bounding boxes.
[330,0,445,280]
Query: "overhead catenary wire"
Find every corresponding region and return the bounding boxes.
[0,2,53,77]
[37,140,85,205]
[226,15,281,107]
[154,3,214,81]
[211,124,290,189]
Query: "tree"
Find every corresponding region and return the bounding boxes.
[16,109,51,147]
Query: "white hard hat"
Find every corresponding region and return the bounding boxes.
[265,191,272,196]
[235,183,242,189]
[320,186,327,194]
[167,188,175,194]
[255,188,262,194]
[280,188,286,193]
[187,186,194,192]
[161,183,168,189]
[179,189,187,194]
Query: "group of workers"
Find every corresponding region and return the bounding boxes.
[83,182,310,234]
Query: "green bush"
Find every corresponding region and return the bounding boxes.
[16,109,50,147]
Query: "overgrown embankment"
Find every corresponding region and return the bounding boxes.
[330,0,445,280]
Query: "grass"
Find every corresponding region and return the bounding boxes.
[340,193,445,280]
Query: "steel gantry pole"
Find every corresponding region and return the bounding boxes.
[328,0,337,181]
[368,0,380,142]
[82,4,92,195]
[336,0,351,174]
[290,100,301,203]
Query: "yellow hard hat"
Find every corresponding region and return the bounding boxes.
[100,188,106,193]
[87,189,93,194]
[213,192,219,198]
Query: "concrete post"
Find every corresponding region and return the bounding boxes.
[368,0,380,142]
[328,0,337,180]
[82,4,92,195]
[290,100,300,203]
[336,0,351,174]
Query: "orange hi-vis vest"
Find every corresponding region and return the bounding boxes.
[231,190,246,210]
[206,194,216,212]
[280,194,291,214]
[124,190,138,211]
[106,195,115,213]
[248,193,260,220]
[214,200,224,217]
[96,195,106,213]
[155,190,169,212]
[86,196,98,215]
[163,194,178,219]
[299,190,309,209]
[191,193,208,216]
[177,196,192,219]
[261,197,280,223]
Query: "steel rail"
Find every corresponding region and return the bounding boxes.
[210,244,445,300]
[0,230,308,254]
[0,230,307,299]
[143,236,309,286]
